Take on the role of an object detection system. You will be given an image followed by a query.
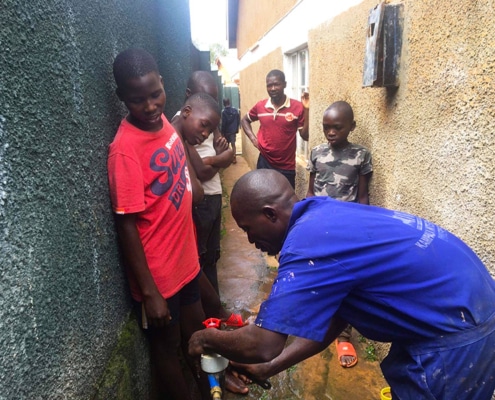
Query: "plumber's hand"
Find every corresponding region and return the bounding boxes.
[189,330,207,357]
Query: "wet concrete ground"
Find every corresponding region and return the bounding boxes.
[216,156,389,400]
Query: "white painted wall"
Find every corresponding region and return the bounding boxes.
[239,0,365,68]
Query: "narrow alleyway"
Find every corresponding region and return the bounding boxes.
[217,155,389,400]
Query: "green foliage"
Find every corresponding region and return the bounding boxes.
[287,364,298,373]
[364,344,378,361]
[259,392,270,400]
[210,43,228,64]
[358,334,378,361]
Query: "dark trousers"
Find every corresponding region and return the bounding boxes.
[256,153,296,188]
[381,314,495,399]
[192,194,222,293]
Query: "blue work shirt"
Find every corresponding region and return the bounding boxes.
[256,197,495,344]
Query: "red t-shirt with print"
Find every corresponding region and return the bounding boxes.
[107,115,199,301]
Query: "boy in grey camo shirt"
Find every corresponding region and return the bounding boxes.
[306,101,373,368]
[306,101,372,203]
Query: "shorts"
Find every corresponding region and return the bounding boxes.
[134,272,201,328]
[193,194,222,257]
[223,132,237,144]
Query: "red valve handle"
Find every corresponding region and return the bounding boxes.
[203,317,221,329]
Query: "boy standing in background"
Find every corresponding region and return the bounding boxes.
[220,97,240,163]
[176,71,234,295]
[174,71,248,395]
[306,100,373,368]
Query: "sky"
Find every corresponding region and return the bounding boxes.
[189,0,228,51]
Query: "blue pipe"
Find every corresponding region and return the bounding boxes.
[207,373,222,399]
[208,374,220,388]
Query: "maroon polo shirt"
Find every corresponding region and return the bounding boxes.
[248,97,305,170]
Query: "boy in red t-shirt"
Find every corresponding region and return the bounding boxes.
[107,48,219,399]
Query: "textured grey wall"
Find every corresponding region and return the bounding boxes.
[0,0,194,398]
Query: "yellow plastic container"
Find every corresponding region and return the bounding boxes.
[380,386,392,399]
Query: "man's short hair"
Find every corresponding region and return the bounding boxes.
[113,48,159,88]
[187,71,217,96]
[266,69,285,82]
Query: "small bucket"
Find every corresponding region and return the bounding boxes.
[380,386,392,400]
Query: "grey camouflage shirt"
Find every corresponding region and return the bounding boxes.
[307,142,373,201]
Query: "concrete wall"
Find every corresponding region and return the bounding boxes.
[0,1,194,398]
[308,0,495,270]
[236,0,495,275]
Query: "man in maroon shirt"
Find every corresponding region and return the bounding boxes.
[241,69,309,188]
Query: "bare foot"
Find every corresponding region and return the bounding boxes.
[224,368,249,395]
[340,354,356,366]
[230,368,252,385]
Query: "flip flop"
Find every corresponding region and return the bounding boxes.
[223,313,244,328]
[335,341,358,368]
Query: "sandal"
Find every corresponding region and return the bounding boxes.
[335,341,358,368]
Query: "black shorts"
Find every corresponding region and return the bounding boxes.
[223,132,237,144]
[134,271,201,328]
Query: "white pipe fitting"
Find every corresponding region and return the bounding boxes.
[201,353,229,373]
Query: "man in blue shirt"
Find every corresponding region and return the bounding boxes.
[189,169,495,399]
